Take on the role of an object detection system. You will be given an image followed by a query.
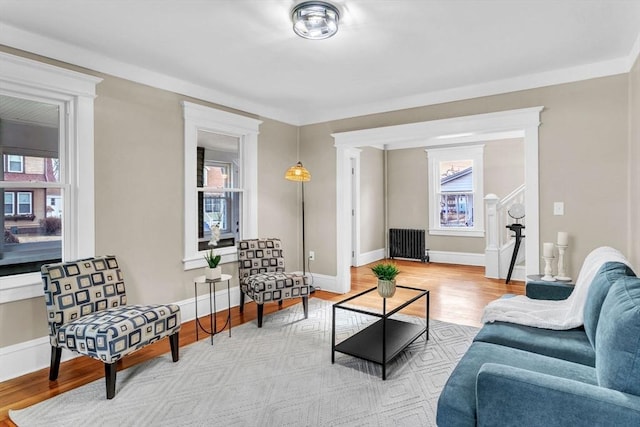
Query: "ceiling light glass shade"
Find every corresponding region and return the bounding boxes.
[292,1,340,40]
[285,161,311,182]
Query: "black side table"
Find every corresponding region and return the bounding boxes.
[526,275,575,300]
[194,274,232,344]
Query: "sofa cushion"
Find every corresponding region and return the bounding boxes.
[436,341,597,427]
[583,262,636,348]
[595,275,640,395]
[474,321,595,366]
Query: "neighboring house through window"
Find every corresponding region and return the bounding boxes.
[427,145,485,237]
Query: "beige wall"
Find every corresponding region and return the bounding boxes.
[387,147,429,231]
[301,74,630,277]
[359,147,385,254]
[0,45,636,350]
[630,54,640,269]
[0,46,298,346]
[384,139,524,255]
[484,138,525,199]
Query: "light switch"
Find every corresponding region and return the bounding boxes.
[553,202,564,216]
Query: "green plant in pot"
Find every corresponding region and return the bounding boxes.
[371,262,400,298]
[204,249,222,280]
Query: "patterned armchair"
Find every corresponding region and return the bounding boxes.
[237,239,309,327]
[42,256,181,399]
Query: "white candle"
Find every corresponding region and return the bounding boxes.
[543,242,554,258]
[557,231,569,246]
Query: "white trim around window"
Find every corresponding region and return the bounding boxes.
[0,52,101,303]
[7,155,24,173]
[426,145,485,237]
[182,101,262,271]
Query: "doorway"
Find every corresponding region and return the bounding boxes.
[333,107,543,293]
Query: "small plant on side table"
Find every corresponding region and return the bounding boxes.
[204,249,222,280]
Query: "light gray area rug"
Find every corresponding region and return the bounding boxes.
[10,298,478,427]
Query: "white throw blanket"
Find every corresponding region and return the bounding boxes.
[482,246,632,330]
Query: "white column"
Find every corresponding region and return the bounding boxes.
[484,193,500,278]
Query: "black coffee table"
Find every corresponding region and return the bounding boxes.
[331,285,429,380]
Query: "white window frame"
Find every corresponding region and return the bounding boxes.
[0,52,101,303]
[7,155,24,173]
[4,191,15,216]
[182,101,261,270]
[16,191,32,215]
[427,145,485,237]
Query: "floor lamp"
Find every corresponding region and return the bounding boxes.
[285,161,312,289]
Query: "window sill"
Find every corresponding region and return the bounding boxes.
[429,228,485,238]
[0,272,42,303]
[183,246,237,271]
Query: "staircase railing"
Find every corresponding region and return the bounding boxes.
[484,184,526,279]
[496,184,525,247]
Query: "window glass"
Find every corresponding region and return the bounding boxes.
[0,95,62,276]
[427,145,484,237]
[197,130,240,251]
[4,192,14,215]
[7,155,23,172]
[439,160,474,228]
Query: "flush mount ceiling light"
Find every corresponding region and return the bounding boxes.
[291,1,340,40]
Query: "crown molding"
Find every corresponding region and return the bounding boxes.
[0,23,298,124]
[1,23,638,126]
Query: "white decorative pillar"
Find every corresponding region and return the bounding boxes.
[484,193,500,278]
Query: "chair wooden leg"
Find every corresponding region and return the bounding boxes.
[257,304,264,328]
[105,362,117,399]
[302,296,309,319]
[49,346,62,381]
[169,332,179,362]
[239,290,245,314]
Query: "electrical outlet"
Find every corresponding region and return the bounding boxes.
[309,251,315,261]
[553,202,564,216]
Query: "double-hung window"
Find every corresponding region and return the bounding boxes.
[182,101,261,270]
[7,155,23,173]
[0,52,100,302]
[427,145,485,237]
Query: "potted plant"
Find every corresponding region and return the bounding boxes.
[371,262,400,298]
[203,249,222,280]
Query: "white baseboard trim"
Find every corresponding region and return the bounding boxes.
[307,272,340,293]
[506,265,526,282]
[0,336,79,382]
[428,250,485,266]
[356,248,385,267]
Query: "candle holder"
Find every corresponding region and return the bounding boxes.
[555,244,571,281]
[542,256,556,281]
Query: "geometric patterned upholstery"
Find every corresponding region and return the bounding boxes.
[56,304,181,364]
[237,239,309,327]
[41,255,181,398]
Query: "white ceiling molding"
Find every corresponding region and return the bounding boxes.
[0,24,297,125]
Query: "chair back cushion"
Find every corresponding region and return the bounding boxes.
[583,262,636,348]
[42,256,126,345]
[595,275,640,395]
[237,239,285,282]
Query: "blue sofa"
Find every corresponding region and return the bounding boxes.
[436,261,640,426]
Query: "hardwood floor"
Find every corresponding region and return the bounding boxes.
[0,261,524,425]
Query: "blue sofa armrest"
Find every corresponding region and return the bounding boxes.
[476,363,640,427]
[526,281,574,300]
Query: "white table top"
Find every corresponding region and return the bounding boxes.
[194,273,232,283]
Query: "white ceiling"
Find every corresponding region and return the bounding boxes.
[1,0,639,126]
